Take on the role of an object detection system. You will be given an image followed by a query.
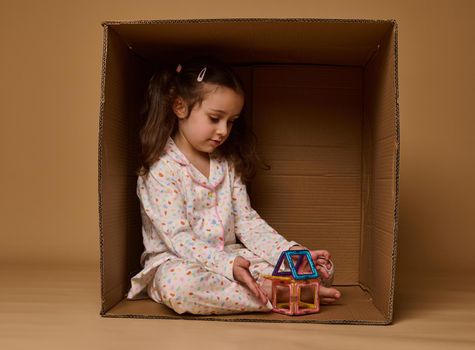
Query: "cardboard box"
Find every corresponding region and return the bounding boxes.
[98,18,400,324]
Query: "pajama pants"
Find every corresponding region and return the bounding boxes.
[147,255,275,315]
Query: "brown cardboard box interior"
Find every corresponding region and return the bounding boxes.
[99,19,399,324]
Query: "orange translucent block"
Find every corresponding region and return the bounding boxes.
[262,275,320,315]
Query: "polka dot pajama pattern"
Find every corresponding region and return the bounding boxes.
[148,259,274,315]
[127,137,299,315]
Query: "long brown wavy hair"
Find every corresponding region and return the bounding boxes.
[136,55,269,184]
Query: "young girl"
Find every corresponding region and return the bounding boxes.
[127,55,341,315]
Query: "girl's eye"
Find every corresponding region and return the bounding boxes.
[209,115,236,124]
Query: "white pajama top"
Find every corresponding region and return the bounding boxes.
[127,137,298,300]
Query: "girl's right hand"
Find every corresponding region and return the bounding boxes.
[232,256,269,305]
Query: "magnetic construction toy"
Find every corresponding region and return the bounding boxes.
[263,250,321,315]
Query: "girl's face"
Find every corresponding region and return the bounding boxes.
[173,83,244,158]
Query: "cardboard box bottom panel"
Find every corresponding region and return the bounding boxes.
[104,286,385,324]
[98,18,399,324]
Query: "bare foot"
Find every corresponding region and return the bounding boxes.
[319,285,341,304]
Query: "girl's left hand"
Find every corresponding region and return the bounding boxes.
[289,245,332,279]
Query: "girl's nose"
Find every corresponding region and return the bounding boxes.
[217,121,228,136]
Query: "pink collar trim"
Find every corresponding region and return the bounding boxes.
[164,137,226,190]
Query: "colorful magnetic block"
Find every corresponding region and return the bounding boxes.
[272,250,319,280]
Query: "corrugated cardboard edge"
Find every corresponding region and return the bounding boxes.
[101,313,390,326]
[97,17,400,325]
[98,23,108,315]
[99,17,396,26]
[388,19,400,325]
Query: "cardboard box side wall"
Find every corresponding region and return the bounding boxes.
[361,24,399,320]
[99,25,151,313]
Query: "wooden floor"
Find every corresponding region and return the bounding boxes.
[1,264,474,349]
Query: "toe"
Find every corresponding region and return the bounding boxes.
[319,286,341,300]
[319,287,341,305]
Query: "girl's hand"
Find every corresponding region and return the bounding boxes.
[289,245,333,279]
[232,256,269,305]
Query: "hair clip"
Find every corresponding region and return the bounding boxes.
[176,64,182,73]
[197,67,207,82]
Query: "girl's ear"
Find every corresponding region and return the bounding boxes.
[172,96,188,119]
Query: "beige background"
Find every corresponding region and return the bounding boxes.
[1,0,474,349]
